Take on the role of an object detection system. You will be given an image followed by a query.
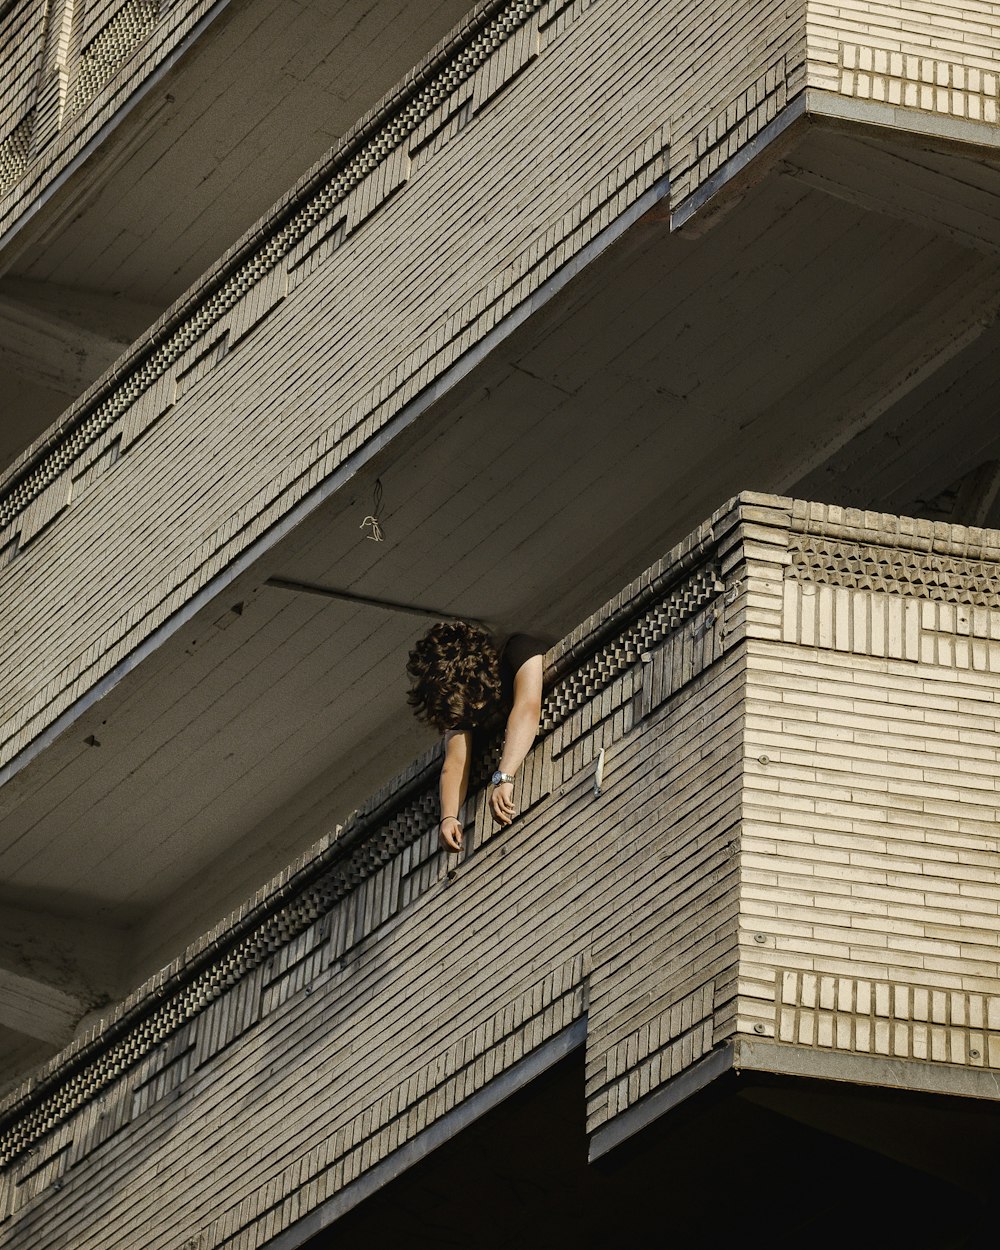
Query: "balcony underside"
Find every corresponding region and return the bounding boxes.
[0,0,475,469]
[2,113,1000,1087]
[319,1052,994,1249]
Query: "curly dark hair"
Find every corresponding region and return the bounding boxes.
[406,621,504,733]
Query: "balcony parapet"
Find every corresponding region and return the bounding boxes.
[1,493,999,1249]
[0,494,728,1170]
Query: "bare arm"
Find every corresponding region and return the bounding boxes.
[491,653,543,826]
[439,729,472,851]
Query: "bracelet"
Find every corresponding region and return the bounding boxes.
[439,816,461,826]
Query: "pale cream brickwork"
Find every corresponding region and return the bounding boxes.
[808,1,1000,121]
[736,498,1000,1070]
[0,0,853,788]
[661,1,806,204]
[0,495,997,1248]
[0,2,45,194]
[1,2,998,807]
[5,0,997,783]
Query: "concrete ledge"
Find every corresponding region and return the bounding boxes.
[589,1035,1000,1169]
[588,1043,735,1162]
[670,95,807,232]
[672,86,1000,236]
[805,88,1000,151]
[734,1038,1000,1102]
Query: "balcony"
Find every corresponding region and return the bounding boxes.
[0,493,997,1247]
[0,0,476,462]
[1,0,1000,1097]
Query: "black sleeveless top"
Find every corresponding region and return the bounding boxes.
[454,634,547,733]
[498,633,547,709]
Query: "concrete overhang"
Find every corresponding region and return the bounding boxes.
[0,0,479,464]
[305,1053,997,1246]
[1,0,999,1086]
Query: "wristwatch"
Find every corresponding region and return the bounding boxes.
[491,771,515,786]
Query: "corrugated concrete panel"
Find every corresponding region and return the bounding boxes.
[0,495,997,1247]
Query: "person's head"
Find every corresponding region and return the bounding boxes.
[406,621,503,733]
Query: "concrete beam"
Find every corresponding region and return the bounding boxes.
[0,966,84,1046]
[0,277,157,396]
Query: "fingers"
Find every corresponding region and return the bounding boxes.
[439,822,463,851]
[489,788,516,826]
[442,786,517,841]
[489,797,509,826]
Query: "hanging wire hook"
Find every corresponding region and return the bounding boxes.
[360,478,385,542]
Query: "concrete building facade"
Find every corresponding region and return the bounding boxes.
[0,0,998,1245]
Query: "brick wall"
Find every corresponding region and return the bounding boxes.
[2,494,995,1248]
[808,0,1000,123]
[736,500,1000,1070]
[0,0,45,195]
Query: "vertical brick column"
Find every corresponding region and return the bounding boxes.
[738,502,1000,1085]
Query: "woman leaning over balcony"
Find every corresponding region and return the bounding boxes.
[406,622,546,851]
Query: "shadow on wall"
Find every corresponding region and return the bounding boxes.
[317,1049,996,1249]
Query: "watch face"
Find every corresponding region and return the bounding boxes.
[491,771,502,785]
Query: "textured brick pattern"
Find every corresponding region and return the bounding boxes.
[0,551,722,1173]
[0,0,219,205]
[603,984,717,1119]
[737,499,1000,1062]
[584,644,743,1133]
[65,0,160,119]
[0,1,45,196]
[837,44,999,121]
[0,113,32,194]
[0,495,998,1248]
[808,0,1000,119]
[691,57,790,188]
[777,970,1000,1066]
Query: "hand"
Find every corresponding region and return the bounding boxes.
[439,817,463,852]
[490,780,516,826]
